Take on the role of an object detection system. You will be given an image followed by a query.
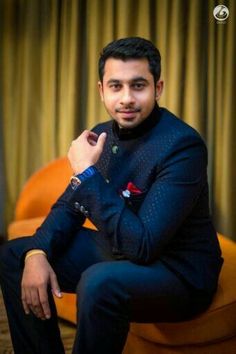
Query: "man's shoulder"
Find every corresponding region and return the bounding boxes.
[91,120,112,134]
[152,108,207,164]
[158,107,204,141]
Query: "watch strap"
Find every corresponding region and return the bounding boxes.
[70,166,97,190]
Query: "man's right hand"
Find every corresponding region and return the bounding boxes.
[21,254,62,320]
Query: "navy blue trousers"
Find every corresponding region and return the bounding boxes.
[0,228,212,354]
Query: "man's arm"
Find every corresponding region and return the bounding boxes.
[20,184,86,261]
[21,130,107,320]
[67,134,207,264]
[20,184,85,320]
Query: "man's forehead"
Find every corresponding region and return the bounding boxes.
[103,58,152,81]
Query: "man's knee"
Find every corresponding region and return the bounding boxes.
[77,262,129,312]
[77,262,114,301]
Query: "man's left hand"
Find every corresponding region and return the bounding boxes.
[68,130,107,175]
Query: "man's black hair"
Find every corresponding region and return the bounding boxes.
[98,37,161,84]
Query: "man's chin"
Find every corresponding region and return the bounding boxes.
[116,116,141,129]
[118,120,139,129]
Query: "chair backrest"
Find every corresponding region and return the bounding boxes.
[15,157,72,220]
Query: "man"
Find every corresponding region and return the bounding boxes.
[0,37,223,354]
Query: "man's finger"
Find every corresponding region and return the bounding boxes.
[82,130,98,141]
[96,132,107,150]
[49,272,62,299]
[87,131,98,145]
[38,286,51,319]
[21,287,30,315]
[31,288,46,319]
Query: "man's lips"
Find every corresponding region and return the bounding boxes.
[115,109,141,118]
[115,108,141,113]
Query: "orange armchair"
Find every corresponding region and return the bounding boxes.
[8,157,236,353]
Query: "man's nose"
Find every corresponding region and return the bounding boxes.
[120,88,135,105]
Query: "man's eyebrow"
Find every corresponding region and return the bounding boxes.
[107,79,120,84]
[106,77,149,84]
[131,77,148,83]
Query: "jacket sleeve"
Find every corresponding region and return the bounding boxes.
[67,135,208,264]
[19,122,105,262]
[21,184,86,260]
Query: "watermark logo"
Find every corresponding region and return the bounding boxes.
[213,5,229,23]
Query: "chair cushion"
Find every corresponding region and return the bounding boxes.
[8,217,45,239]
[130,235,236,345]
[54,293,77,323]
[14,157,71,220]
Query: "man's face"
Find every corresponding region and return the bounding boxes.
[98,58,163,129]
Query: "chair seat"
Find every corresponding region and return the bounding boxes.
[7,157,236,353]
[129,235,236,346]
[9,221,236,346]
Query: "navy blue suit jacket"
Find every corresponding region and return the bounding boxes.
[23,105,223,294]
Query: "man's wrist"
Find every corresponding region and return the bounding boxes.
[76,166,97,180]
[25,249,47,263]
[70,166,97,190]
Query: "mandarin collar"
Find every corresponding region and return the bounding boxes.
[112,104,160,140]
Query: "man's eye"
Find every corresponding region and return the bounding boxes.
[133,83,145,90]
[110,84,121,90]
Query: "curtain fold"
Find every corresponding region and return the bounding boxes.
[210,0,236,237]
[0,0,235,239]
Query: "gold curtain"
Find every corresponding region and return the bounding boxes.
[1,0,235,239]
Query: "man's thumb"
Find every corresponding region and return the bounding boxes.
[50,272,62,298]
[97,132,107,149]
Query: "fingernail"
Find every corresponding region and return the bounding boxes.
[56,290,62,297]
[52,288,62,297]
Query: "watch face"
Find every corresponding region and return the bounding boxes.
[70,176,81,190]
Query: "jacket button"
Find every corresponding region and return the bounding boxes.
[84,210,90,217]
[74,202,80,210]
[112,145,119,154]
[80,205,86,213]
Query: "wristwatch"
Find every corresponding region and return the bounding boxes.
[70,175,82,190]
[70,166,97,190]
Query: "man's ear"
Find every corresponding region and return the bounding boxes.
[98,81,104,102]
[155,80,164,101]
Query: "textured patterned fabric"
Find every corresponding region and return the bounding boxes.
[21,104,223,293]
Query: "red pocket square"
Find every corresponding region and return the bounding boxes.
[126,182,142,195]
[120,182,142,198]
